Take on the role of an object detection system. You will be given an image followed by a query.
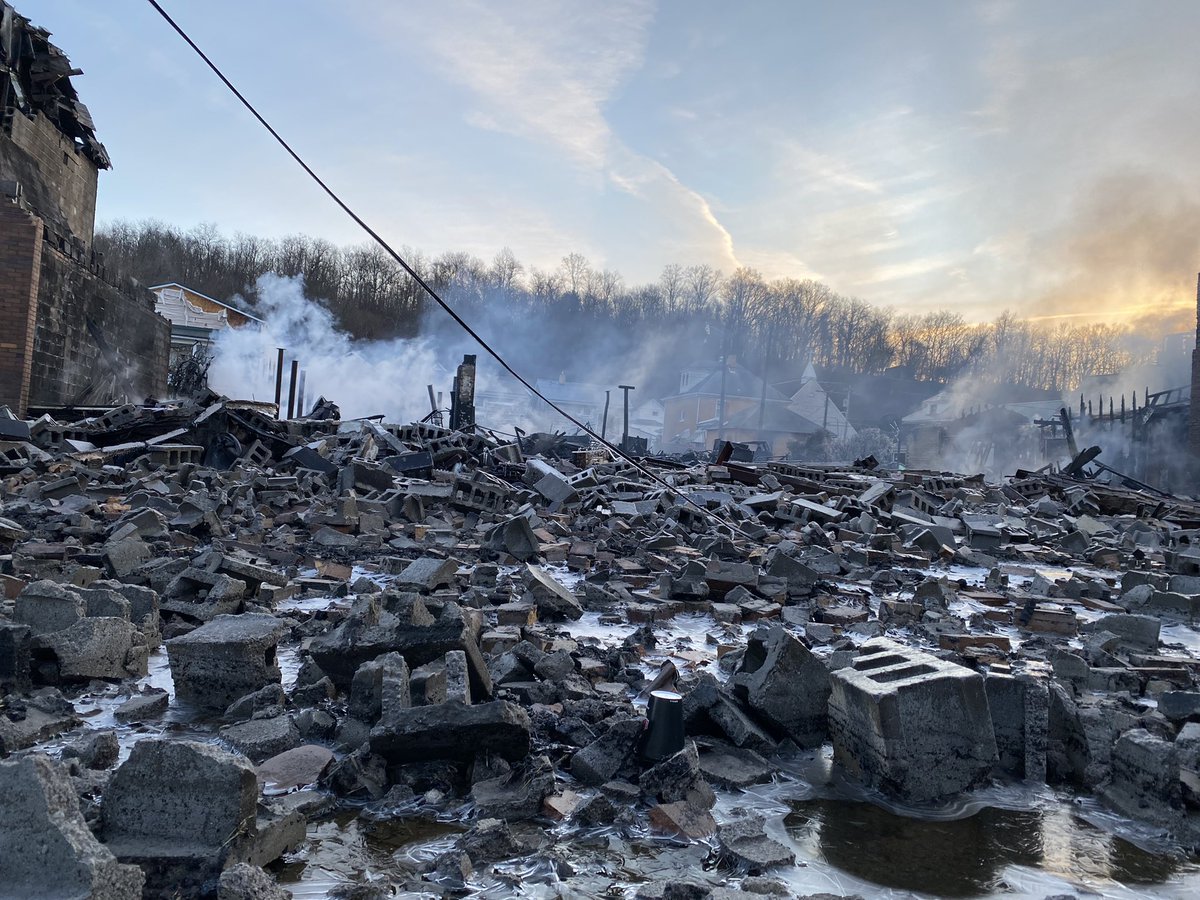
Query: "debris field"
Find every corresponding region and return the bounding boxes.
[1,393,1200,899]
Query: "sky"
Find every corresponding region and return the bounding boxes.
[19,0,1200,326]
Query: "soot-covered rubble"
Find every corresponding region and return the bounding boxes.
[1,394,1200,897]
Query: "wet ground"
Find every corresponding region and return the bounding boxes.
[31,561,1200,898]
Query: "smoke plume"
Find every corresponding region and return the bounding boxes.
[208,274,444,421]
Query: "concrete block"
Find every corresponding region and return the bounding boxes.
[829,638,998,802]
[167,614,285,712]
[0,754,143,898]
[101,740,302,896]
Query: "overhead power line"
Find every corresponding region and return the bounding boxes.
[144,0,747,536]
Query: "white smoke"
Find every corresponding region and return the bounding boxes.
[208,274,446,421]
[204,274,714,443]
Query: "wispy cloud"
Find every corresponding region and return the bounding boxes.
[360,0,741,272]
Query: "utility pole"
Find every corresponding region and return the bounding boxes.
[756,336,769,438]
[618,384,635,450]
[717,354,728,445]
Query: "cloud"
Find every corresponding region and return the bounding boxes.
[355,0,742,272]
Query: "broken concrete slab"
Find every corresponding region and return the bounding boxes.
[114,688,170,723]
[0,688,77,755]
[571,718,646,786]
[219,716,302,764]
[395,556,458,593]
[309,595,492,699]
[471,754,556,821]
[166,614,285,712]
[35,617,148,682]
[718,816,795,870]
[217,863,290,900]
[101,740,303,896]
[733,625,830,748]
[524,564,583,621]
[256,745,335,794]
[648,800,717,839]
[1081,613,1160,651]
[0,754,144,898]
[369,699,531,764]
[483,516,539,561]
[13,579,85,634]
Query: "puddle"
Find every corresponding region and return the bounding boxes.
[276,811,464,898]
[785,797,1197,898]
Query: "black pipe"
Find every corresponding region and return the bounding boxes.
[274,348,285,414]
[286,359,298,419]
[618,384,634,451]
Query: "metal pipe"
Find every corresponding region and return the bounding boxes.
[601,390,611,441]
[618,384,634,450]
[297,370,306,418]
[287,359,298,419]
[274,348,285,415]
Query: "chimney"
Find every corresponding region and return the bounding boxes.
[559,371,566,385]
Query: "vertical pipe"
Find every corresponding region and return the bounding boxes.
[717,355,728,444]
[287,359,298,419]
[601,390,611,441]
[618,385,634,450]
[274,348,285,415]
[297,370,307,418]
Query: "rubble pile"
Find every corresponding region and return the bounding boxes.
[1,395,1200,897]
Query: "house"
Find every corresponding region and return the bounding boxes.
[150,282,263,363]
[900,381,1063,472]
[629,399,665,449]
[661,358,824,457]
[777,363,857,441]
[532,377,611,434]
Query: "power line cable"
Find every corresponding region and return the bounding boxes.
[144,0,749,536]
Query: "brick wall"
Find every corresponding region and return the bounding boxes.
[28,245,170,408]
[1191,347,1200,458]
[0,112,99,245]
[0,203,43,415]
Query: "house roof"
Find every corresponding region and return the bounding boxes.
[903,380,1064,425]
[810,364,941,429]
[149,283,265,324]
[532,379,608,406]
[666,364,786,402]
[699,401,824,436]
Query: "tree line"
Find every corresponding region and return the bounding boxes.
[96,220,1153,392]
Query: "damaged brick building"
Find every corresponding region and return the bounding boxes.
[0,2,168,417]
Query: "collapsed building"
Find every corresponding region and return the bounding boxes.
[0,370,1199,895]
[0,2,168,418]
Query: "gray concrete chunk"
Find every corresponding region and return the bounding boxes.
[829,638,998,802]
[167,614,285,712]
[0,754,144,899]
